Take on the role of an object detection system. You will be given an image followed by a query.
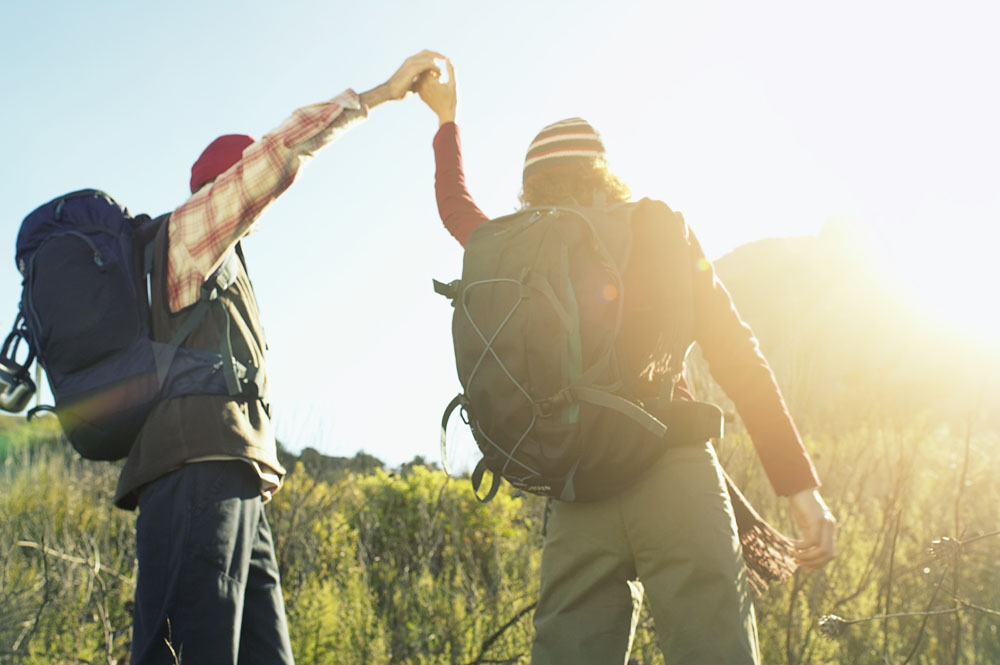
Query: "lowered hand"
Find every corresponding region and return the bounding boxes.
[789,488,837,570]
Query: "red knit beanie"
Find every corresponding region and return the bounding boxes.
[189,134,255,193]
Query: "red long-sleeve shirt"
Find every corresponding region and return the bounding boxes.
[432,122,820,496]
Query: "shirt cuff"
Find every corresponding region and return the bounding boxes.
[339,88,363,113]
[434,121,459,145]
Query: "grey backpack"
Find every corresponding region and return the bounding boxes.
[436,200,722,502]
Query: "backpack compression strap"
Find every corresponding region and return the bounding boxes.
[440,394,503,502]
[471,457,502,503]
[569,386,669,437]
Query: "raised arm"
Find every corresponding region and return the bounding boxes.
[433,125,490,246]
[167,92,363,312]
[416,59,490,246]
[167,51,446,312]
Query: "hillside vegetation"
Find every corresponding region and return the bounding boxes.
[2,223,998,664]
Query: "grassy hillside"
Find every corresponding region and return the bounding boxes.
[3,418,996,664]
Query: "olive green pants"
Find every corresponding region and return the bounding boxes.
[531,442,759,665]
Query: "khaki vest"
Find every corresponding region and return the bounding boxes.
[114,221,284,509]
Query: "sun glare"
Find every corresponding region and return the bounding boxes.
[869,219,999,351]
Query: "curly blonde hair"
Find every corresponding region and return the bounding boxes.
[519,158,631,209]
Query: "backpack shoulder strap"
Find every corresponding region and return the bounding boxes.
[140,213,171,278]
[234,241,248,271]
[633,198,696,387]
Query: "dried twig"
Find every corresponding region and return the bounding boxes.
[819,596,1000,642]
[165,618,182,665]
[819,608,962,638]
[955,530,1000,547]
[901,567,950,665]
[15,540,129,583]
[465,602,536,665]
[950,414,975,665]
[11,536,51,654]
[785,569,805,665]
[952,598,1000,618]
[882,510,902,663]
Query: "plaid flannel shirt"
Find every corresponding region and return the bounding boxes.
[166,89,365,312]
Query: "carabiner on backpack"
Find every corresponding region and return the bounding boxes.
[0,313,37,413]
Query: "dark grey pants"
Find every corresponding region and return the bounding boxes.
[131,460,294,665]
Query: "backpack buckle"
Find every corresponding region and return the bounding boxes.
[432,279,461,302]
[534,389,573,418]
[535,401,554,418]
[0,316,36,414]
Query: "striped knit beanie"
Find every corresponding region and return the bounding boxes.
[522,118,606,184]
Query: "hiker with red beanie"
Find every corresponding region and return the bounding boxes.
[117,50,445,665]
[417,62,836,664]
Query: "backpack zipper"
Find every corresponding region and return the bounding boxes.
[60,231,106,268]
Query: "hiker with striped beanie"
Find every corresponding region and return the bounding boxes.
[517,117,633,211]
[417,61,836,665]
[521,117,606,181]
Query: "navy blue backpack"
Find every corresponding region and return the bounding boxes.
[12,189,242,460]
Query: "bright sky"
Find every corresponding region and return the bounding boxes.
[2,0,998,469]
